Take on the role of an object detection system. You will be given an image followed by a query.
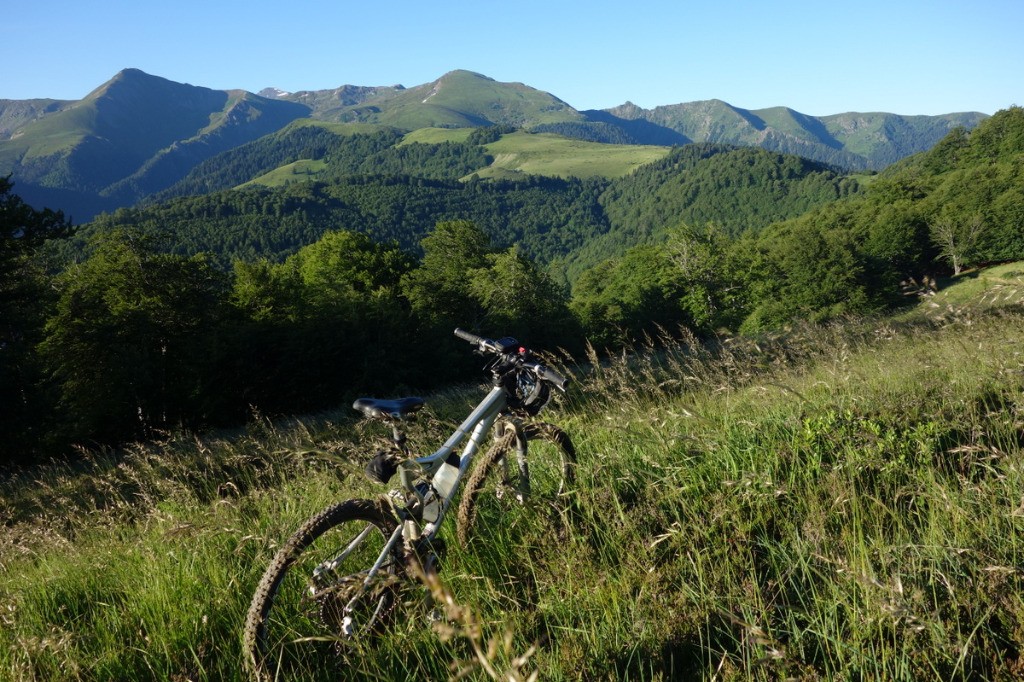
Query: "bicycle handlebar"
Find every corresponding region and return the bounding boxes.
[453,327,490,349]
[535,363,570,392]
[453,328,570,392]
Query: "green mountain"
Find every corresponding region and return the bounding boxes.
[74,142,862,285]
[156,122,672,199]
[587,100,987,170]
[0,98,75,138]
[151,121,408,199]
[0,68,990,222]
[266,69,584,129]
[0,69,309,218]
[572,143,862,274]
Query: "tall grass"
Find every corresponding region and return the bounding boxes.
[3,295,1024,680]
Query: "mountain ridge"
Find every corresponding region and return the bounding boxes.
[0,69,310,215]
[0,68,989,220]
[593,99,986,169]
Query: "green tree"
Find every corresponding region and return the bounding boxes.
[293,230,413,311]
[662,223,744,331]
[923,126,970,174]
[570,244,694,348]
[231,258,303,322]
[571,223,743,348]
[401,220,491,327]
[0,177,73,464]
[470,245,577,349]
[738,219,880,333]
[226,229,418,415]
[39,230,227,445]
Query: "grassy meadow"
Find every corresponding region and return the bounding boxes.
[3,267,1024,680]
[242,127,672,188]
[243,159,329,188]
[476,132,670,180]
[399,128,477,146]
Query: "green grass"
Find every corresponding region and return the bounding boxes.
[285,119,393,137]
[242,159,329,187]
[399,127,476,145]
[3,266,1024,680]
[0,104,95,166]
[476,131,670,180]
[243,127,672,189]
[375,70,582,129]
[928,262,1024,309]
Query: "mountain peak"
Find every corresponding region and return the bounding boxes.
[258,87,291,99]
[112,67,149,81]
[84,68,215,104]
[437,69,494,82]
[108,68,177,88]
[606,101,647,119]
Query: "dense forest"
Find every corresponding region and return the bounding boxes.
[72,139,861,281]
[151,124,499,201]
[2,107,1022,465]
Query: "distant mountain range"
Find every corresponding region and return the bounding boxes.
[0,68,988,221]
[254,70,986,170]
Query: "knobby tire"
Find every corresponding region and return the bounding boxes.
[456,421,576,547]
[243,498,401,681]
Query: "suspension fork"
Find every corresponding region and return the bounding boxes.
[496,417,530,498]
[513,421,530,497]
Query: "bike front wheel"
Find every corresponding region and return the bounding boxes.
[244,498,404,681]
[457,421,576,547]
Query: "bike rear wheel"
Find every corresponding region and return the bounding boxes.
[457,421,576,547]
[244,498,403,681]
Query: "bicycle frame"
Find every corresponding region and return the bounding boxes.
[413,383,510,537]
[347,384,511,609]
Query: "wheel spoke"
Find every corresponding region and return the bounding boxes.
[244,499,404,680]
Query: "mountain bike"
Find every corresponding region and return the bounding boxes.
[243,328,576,680]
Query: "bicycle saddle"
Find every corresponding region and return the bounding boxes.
[352,397,425,421]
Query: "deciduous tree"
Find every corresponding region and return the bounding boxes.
[930,214,984,276]
[39,229,226,445]
[0,177,72,464]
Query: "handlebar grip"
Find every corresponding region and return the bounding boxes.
[454,328,486,347]
[539,365,570,392]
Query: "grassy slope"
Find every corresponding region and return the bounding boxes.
[477,131,670,180]
[244,128,671,188]
[904,262,1024,312]
[378,70,582,130]
[240,159,329,188]
[399,127,476,145]
[0,104,94,167]
[3,267,1024,680]
[288,119,392,136]
[236,120,395,187]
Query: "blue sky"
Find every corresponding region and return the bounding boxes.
[3,0,1020,116]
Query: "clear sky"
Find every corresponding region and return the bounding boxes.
[2,0,1021,116]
